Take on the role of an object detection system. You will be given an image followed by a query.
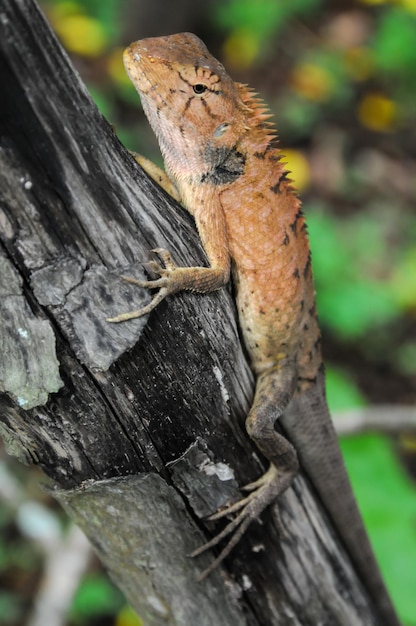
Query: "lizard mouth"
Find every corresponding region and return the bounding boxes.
[123,43,171,103]
[123,45,148,90]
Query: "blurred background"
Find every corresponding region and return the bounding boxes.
[1,0,415,624]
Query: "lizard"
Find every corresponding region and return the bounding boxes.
[108,32,401,625]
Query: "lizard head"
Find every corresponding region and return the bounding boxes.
[123,33,253,182]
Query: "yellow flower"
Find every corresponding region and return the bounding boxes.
[357,0,389,5]
[344,47,374,81]
[357,93,397,131]
[291,63,334,102]
[358,0,416,8]
[282,149,311,192]
[398,0,416,11]
[50,4,107,57]
[222,29,260,70]
[108,48,131,87]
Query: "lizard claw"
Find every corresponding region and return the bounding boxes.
[191,465,287,580]
[107,248,178,323]
[140,248,176,282]
[150,247,176,270]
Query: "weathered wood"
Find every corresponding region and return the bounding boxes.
[0,0,384,624]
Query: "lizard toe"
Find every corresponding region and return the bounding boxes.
[191,466,286,578]
[150,247,177,270]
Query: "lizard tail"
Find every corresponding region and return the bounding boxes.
[283,371,401,626]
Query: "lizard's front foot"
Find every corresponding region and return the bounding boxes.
[108,248,228,323]
[107,248,180,322]
[191,465,290,580]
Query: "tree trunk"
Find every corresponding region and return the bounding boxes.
[0,0,383,624]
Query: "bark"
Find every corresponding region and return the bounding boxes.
[0,0,384,624]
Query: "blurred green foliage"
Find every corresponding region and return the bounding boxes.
[69,574,124,623]
[325,367,365,411]
[342,433,416,622]
[373,7,416,107]
[308,207,404,338]
[215,0,322,37]
[214,0,322,65]
[1,0,415,625]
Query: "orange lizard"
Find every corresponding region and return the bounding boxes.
[109,33,400,624]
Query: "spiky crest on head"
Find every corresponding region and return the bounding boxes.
[235,83,280,156]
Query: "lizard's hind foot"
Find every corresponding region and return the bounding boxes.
[191,465,290,580]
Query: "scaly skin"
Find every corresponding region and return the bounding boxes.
[109,33,401,624]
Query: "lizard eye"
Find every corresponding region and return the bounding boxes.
[193,83,208,95]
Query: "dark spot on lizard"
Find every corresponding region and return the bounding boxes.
[253,139,278,160]
[282,232,290,246]
[289,209,303,234]
[183,97,193,114]
[267,138,280,153]
[303,252,312,278]
[200,97,224,119]
[298,375,317,384]
[268,152,282,162]
[201,146,246,185]
[270,171,289,194]
[303,323,309,331]
[293,268,300,279]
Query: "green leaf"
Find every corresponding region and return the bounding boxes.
[373,8,416,75]
[214,0,322,40]
[325,366,365,412]
[307,207,401,338]
[341,434,416,624]
[70,574,124,619]
[0,592,22,623]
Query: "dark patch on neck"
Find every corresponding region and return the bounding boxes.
[201,146,246,185]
